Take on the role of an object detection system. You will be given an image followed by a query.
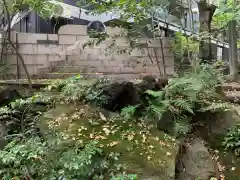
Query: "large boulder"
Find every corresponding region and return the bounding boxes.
[194,111,240,149]
[39,104,179,180]
[176,138,219,180]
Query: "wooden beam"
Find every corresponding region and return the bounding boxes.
[195,0,219,6]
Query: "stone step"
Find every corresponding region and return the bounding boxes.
[224,90,240,103]
[0,79,53,88]
[225,90,240,97]
[222,82,240,91]
[49,60,67,67]
[38,65,174,74]
[222,82,240,103]
[39,72,154,80]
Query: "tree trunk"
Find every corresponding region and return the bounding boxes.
[228,0,238,80]
[197,1,216,63]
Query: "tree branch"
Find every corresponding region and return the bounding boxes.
[2,0,32,89]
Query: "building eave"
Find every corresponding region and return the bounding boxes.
[155,19,229,48]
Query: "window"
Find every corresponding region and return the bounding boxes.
[25,15,29,32]
[87,20,106,38]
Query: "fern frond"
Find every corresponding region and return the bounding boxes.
[121,105,139,120]
[199,102,234,112]
[146,104,165,120]
[171,99,194,114]
[145,90,164,99]
[173,118,192,137]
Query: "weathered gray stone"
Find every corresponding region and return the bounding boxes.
[0,122,7,149]
[177,138,218,180]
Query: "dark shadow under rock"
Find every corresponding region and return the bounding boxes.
[101,76,168,112]
[139,75,168,92]
[102,82,141,112]
[0,87,22,106]
[157,111,175,135]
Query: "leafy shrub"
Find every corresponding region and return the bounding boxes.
[0,137,125,179]
[171,32,199,66]
[223,124,240,156]
[46,74,83,92]
[46,74,109,106]
[111,173,138,180]
[0,94,53,139]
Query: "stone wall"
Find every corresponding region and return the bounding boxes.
[1,25,174,79]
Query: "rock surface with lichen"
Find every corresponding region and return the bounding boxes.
[39,104,179,179]
[0,122,7,150]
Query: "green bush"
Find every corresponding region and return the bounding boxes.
[0,93,54,139]
[111,174,138,180]
[223,124,240,156]
[0,137,130,179]
[46,74,109,106]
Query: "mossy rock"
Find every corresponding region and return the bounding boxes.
[39,104,179,179]
[0,122,7,150]
[194,111,240,149]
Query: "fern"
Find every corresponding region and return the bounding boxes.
[173,116,192,137]
[120,105,139,120]
[170,99,194,114]
[54,76,109,106]
[145,104,166,120]
[145,90,165,99]
[199,102,234,112]
[143,63,231,137]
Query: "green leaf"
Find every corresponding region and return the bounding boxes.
[145,90,164,99]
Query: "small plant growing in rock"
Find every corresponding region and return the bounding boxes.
[111,174,138,180]
[223,124,240,156]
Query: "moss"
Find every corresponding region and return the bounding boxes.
[40,104,179,179]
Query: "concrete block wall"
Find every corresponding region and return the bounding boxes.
[1,25,174,79]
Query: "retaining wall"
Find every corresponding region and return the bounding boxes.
[1,25,174,79]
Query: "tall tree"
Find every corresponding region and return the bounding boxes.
[228,0,238,80]
[213,0,239,79]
